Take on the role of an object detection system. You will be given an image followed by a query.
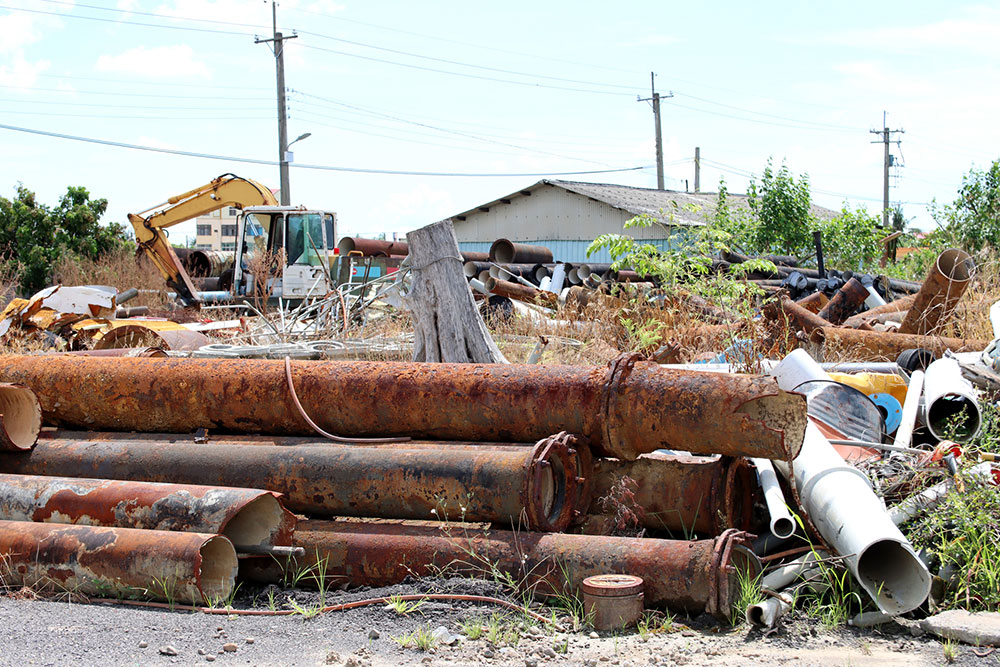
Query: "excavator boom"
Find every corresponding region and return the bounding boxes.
[129,174,277,306]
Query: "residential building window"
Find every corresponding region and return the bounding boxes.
[221,242,236,251]
[222,224,237,237]
[197,224,211,236]
[195,244,212,250]
[227,207,240,217]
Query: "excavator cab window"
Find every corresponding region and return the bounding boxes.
[287,213,327,266]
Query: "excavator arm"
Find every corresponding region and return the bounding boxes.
[128,173,277,307]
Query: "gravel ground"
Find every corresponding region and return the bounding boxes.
[0,578,985,667]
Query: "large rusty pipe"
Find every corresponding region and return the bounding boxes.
[244,519,758,620]
[764,298,830,334]
[485,277,557,307]
[0,383,41,452]
[795,291,829,314]
[816,277,870,325]
[810,327,990,361]
[185,250,234,278]
[490,239,554,265]
[842,294,916,328]
[0,520,237,604]
[0,434,583,532]
[589,454,754,536]
[0,355,807,461]
[337,237,409,257]
[898,249,975,335]
[0,473,293,549]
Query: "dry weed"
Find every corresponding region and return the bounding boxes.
[51,247,169,308]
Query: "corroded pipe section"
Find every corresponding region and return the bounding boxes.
[0,520,237,604]
[245,519,758,620]
[795,291,829,314]
[810,327,989,362]
[0,383,41,452]
[185,250,234,278]
[485,277,557,307]
[337,237,409,257]
[0,474,293,549]
[490,239,553,265]
[588,453,753,535]
[0,355,807,461]
[764,298,830,334]
[0,434,583,532]
[898,249,975,335]
[816,277,870,325]
[842,294,916,329]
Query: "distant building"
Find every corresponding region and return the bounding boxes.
[193,207,241,251]
[447,179,837,263]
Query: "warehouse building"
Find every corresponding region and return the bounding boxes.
[448,179,835,263]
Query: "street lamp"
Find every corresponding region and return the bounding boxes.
[280,131,312,205]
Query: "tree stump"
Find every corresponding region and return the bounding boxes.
[405,219,508,363]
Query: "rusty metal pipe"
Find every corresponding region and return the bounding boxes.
[764,297,831,334]
[816,277,870,325]
[810,327,989,362]
[0,434,583,532]
[184,250,234,278]
[588,453,753,535]
[0,473,293,549]
[0,383,41,452]
[898,249,975,335]
[243,519,758,620]
[485,277,557,307]
[795,291,829,314]
[490,239,553,265]
[337,237,409,257]
[0,520,237,604]
[842,294,916,328]
[0,355,807,461]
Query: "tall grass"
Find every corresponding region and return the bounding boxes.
[51,247,169,308]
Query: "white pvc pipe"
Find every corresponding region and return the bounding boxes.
[894,369,925,452]
[748,563,827,628]
[921,357,982,442]
[761,549,827,591]
[752,458,796,539]
[469,278,490,295]
[864,285,887,310]
[538,276,552,292]
[549,263,566,293]
[770,350,932,616]
[888,462,994,526]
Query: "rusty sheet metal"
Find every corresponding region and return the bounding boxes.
[485,277,557,308]
[816,278,870,325]
[0,520,237,604]
[490,239,553,265]
[810,327,990,361]
[0,355,807,461]
[0,434,582,532]
[795,291,829,314]
[243,519,758,620]
[93,324,210,351]
[0,473,293,549]
[842,294,917,329]
[589,453,753,535]
[898,248,975,335]
[0,383,41,452]
[764,298,830,334]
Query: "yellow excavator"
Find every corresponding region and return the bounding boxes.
[128,174,337,307]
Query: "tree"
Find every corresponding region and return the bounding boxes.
[0,185,129,293]
[745,158,814,255]
[931,159,1000,252]
[815,205,883,271]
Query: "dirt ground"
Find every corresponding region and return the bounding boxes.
[0,578,984,667]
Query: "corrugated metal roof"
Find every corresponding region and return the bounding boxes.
[448,179,837,227]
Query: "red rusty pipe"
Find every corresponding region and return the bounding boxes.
[816,277,870,325]
[589,453,754,536]
[764,297,831,334]
[485,277,557,307]
[0,433,583,532]
[337,237,410,257]
[242,519,759,620]
[0,383,41,452]
[898,248,976,335]
[0,520,237,604]
[490,239,553,265]
[0,473,294,549]
[810,327,990,361]
[0,355,807,461]
[842,294,916,329]
[795,291,829,314]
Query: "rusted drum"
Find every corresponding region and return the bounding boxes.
[582,574,644,630]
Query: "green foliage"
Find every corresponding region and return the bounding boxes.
[0,185,129,293]
[815,205,884,271]
[746,158,815,255]
[931,158,1000,251]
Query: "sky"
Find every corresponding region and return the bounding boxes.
[1,0,998,246]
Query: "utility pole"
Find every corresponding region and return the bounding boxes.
[694,146,701,193]
[256,2,297,206]
[638,72,673,190]
[870,112,904,227]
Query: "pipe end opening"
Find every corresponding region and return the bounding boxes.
[857,539,931,615]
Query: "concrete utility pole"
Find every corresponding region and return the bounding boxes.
[638,73,673,190]
[256,2,297,206]
[870,112,904,227]
[694,146,701,193]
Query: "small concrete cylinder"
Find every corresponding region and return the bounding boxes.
[582,574,644,631]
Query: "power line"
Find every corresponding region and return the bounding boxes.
[0,3,251,36]
[0,110,269,120]
[667,100,859,133]
[0,122,650,177]
[0,84,268,101]
[35,72,268,92]
[674,92,865,132]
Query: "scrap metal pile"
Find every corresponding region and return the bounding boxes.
[0,239,995,637]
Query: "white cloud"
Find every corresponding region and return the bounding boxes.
[0,2,66,86]
[0,54,49,87]
[361,184,456,233]
[820,6,1000,57]
[96,45,211,79]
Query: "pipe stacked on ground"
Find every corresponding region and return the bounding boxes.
[242,519,758,621]
[489,239,553,265]
[0,383,41,451]
[0,433,584,532]
[0,355,808,461]
[898,248,975,335]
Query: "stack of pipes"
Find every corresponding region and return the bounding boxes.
[0,353,817,620]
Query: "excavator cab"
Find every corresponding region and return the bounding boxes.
[232,206,337,301]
